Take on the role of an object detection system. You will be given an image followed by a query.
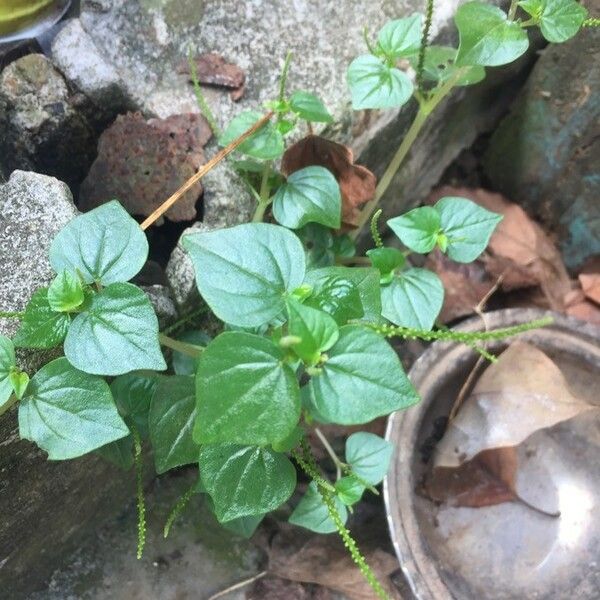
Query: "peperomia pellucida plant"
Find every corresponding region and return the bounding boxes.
[0,0,593,597]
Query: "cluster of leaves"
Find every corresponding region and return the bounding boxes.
[0,1,589,594]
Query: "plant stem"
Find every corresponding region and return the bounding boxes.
[160,306,208,336]
[416,0,435,93]
[314,427,345,481]
[164,481,196,538]
[350,70,466,239]
[252,161,272,222]
[278,51,293,107]
[0,394,19,417]
[0,310,24,318]
[158,333,204,357]
[508,0,519,20]
[188,47,221,136]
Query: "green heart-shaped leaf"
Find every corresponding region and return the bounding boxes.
[308,325,419,424]
[377,14,423,59]
[199,444,296,522]
[381,268,444,330]
[111,372,159,438]
[408,45,486,86]
[13,288,71,349]
[18,357,128,460]
[520,0,587,42]
[435,196,503,263]
[149,375,198,474]
[183,223,306,328]
[273,166,342,229]
[219,110,284,160]
[388,206,441,254]
[455,2,529,67]
[49,201,148,285]
[290,91,333,123]
[347,55,413,110]
[345,432,393,485]
[0,335,16,409]
[194,332,301,446]
[334,476,365,506]
[289,482,347,533]
[64,283,166,376]
[47,270,85,312]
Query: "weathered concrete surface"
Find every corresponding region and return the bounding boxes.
[483,27,600,271]
[0,54,96,195]
[27,470,265,600]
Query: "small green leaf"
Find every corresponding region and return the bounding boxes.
[347,55,413,110]
[381,268,444,330]
[0,335,16,408]
[435,196,503,263]
[149,375,198,474]
[366,247,405,283]
[96,435,134,470]
[18,357,128,459]
[194,332,301,446]
[297,223,335,269]
[9,370,29,400]
[286,297,339,364]
[183,223,306,328]
[13,288,71,349]
[388,206,441,254]
[273,166,342,230]
[271,425,303,453]
[345,432,393,485]
[222,513,265,538]
[305,267,381,322]
[335,476,365,506]
[172,330,211,376]
[290,91,333,123]
[64,283,166,376]
[408,46,486,86]
[111,372,159,438]
[199,444,296,522]
[332,234,356,259]
[49,201,148,285]
[377,14,423,59]
[47,270,85,312]
[304,274,363,325]
[308,325,419,424]
[455,2,529,67]
[521,0,587,42]
[289,482,347,533]
[219,110,284,160]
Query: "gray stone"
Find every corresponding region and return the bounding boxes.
[483,27,600,271]
[165,222,207,313]
[51,19,134,118]
[0,170,78,372]
[0,54,96,194]
[142,284,178,328]
[28,470,265,600]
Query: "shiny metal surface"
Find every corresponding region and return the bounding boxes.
[384,309,600,599]
[0,0,71,43]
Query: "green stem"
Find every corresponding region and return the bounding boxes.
[350,70,466,239]
[164,482,196,538]
[416,0,435,93]
[278,51,293,107]
[0,310,24,319]
[132,425,146,560]
[252,161,272,222]
[314,427,345,481]
[188,47,221,136]
[160,306,208,336]
[0,394,19,417]
[508,0,519,20]
[158,333,204,357]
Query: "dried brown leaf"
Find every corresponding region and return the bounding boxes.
[425,250,495,323]
[579,273,600,305]
[281,135,376,228]
[80,112,211,223]
[564,287,600,324]
[424,342,595,508]
[268,527,400,600]
[179,52,245,99]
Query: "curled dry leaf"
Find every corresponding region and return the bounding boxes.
[427,186,572,310]
[80,112,212,223]
[424,341,596,509]
[579,273,600,305]
[179,52,246,100]
[281,135,376,228]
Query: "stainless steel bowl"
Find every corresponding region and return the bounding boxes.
[385,309,600,600]
[0,0,72,43]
